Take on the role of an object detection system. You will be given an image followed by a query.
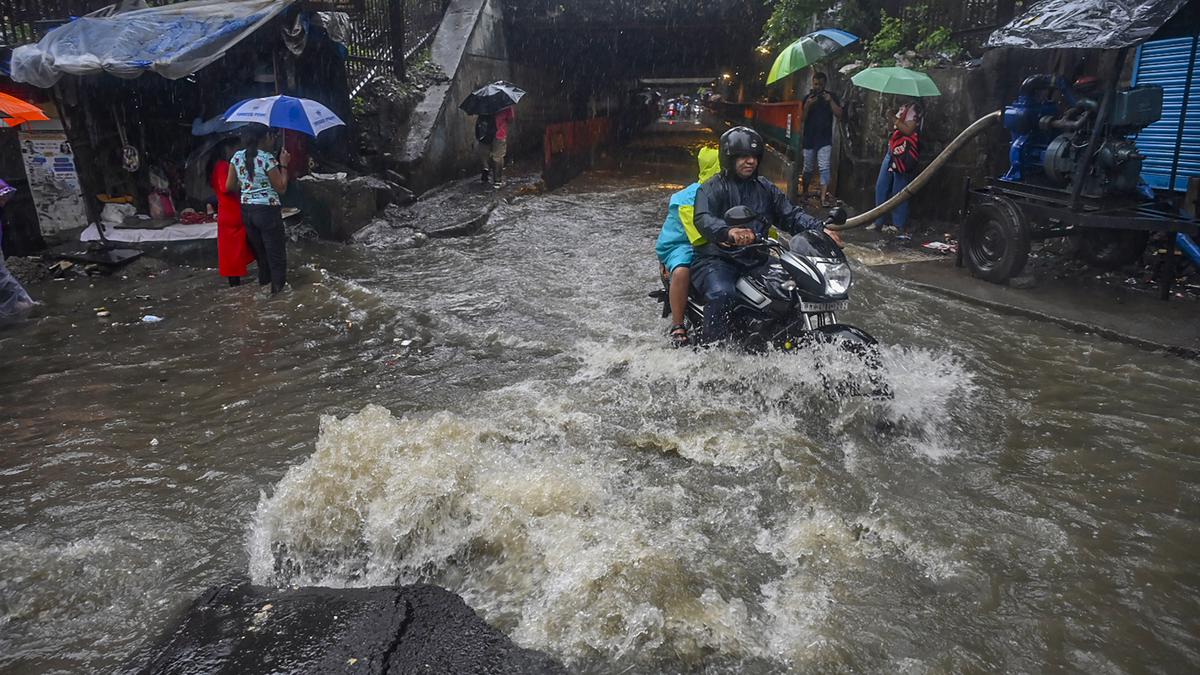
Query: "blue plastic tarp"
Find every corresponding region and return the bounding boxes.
[11,0,296,88]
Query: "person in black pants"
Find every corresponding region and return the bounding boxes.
[225,124,291,294]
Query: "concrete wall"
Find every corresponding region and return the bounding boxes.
[395,0,577,195]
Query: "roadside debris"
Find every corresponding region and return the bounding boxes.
[921,239,957,255]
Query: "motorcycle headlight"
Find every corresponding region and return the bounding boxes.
[814,260,853,296]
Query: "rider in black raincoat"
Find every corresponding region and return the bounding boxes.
[691,126,828,344]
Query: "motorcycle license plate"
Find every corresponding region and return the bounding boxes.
[800,300,848,312]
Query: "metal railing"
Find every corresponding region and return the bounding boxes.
[903,0,1018,49]
[344,0,448,96]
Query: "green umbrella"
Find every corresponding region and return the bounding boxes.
[766,37,827,85]
[850,67,941,97]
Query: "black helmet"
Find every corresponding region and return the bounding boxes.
[718,126,764,176]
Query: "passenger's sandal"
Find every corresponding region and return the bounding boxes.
[669,324,690,347]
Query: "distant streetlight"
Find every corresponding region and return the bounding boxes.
[722,73,732,80]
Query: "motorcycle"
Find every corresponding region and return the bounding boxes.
[651,206,887,397]
[654,205,878,352]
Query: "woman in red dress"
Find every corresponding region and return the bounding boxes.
[210,141,255,286]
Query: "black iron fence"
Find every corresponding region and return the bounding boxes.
[927,0,1017,33]
[1,1,92,46]
[343,0,448,96]
[901,0,1019,48]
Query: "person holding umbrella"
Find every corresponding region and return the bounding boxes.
[764,30,857,207]
[481,105,514,188]
[0,93,47,319]
[225,124,290,294]
[850,67,940,239]
[0,178,35,320]
[221,95,346,294]
[873,96,923,238]
[461,82,525,188]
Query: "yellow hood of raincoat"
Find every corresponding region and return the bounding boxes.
[680,146,721,245]
[697,146,720,183]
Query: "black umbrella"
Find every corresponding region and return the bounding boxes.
[460,81,526,116]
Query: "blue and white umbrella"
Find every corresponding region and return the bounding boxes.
[809,28,859,47]
[222,95,345,137]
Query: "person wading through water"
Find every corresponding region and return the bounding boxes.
[226,124,290,294]
[211,139,255,287]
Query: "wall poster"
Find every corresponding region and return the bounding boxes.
[18,120,87,235]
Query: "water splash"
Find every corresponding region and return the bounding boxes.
[248,343,976,672]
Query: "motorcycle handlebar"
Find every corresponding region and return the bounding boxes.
[724,236,781,250]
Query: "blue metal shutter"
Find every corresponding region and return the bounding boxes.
[1133,36,1199,192]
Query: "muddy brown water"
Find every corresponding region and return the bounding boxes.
[2,128,1199,674]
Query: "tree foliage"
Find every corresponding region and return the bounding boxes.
[760,0,835,49]
[762,0,960,66]
[761,0,889,49]
[864,5,962,64]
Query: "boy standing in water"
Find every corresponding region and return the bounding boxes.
[655,147,721,347]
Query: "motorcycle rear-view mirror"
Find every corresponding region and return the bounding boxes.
[827,207,847,226]
[724,205,758,226]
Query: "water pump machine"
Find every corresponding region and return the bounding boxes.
[1001,74,1162,198]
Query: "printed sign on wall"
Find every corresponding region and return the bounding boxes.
[18,122,87,235]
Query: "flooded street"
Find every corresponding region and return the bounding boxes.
[3,129,1200,674]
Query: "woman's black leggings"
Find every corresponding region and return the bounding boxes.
[241,204,287,293]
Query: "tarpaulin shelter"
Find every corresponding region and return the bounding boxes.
[2,0,350,240]
[10,0,297,88]
[987,0,1190,50]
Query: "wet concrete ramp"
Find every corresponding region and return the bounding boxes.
[126,583,566,675]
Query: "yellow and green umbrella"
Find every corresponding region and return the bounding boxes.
[766,28,860,85]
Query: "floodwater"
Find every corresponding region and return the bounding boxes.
[2,127,1199,674]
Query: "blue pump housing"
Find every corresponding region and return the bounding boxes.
[1002,79,1061,182]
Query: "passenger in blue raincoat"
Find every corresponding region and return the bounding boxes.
[655,146,720,347]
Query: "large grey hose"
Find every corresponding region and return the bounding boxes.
[829,110,1002,231]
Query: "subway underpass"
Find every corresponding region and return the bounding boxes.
[2,123,1199,674]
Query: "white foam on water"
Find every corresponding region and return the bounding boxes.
[571,337,975,466]
[855,515,966,582]
[247,405,836,667]
[246,327,976,669]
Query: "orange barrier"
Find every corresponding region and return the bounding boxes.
[752,101,803,148]
[543,117,613,187]
[711,100,805,153]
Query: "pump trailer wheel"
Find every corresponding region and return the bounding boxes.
[963,194,1030,283]
[956,178,1199,298]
